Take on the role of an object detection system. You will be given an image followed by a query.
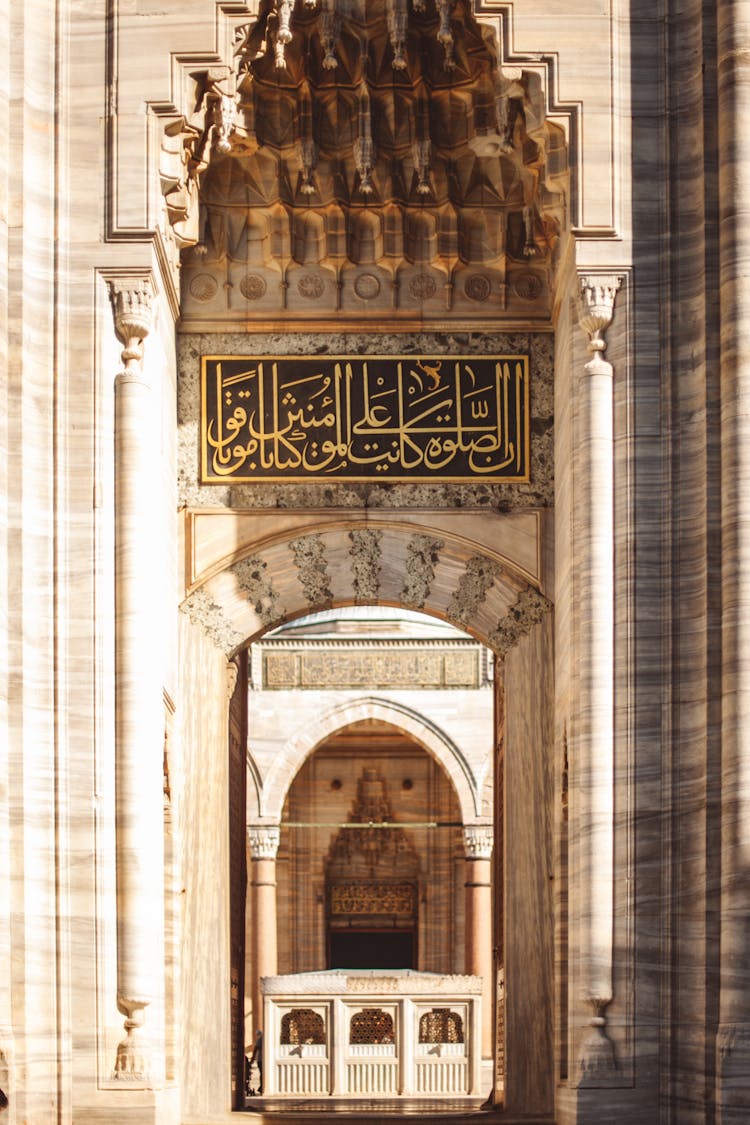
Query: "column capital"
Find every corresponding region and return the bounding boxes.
[248,823,281,860]
[107,276,155,376]
[463,823,493,860]
[576,273,623,355]
[226,658,239,702]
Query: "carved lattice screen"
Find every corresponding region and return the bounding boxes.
[418,1007,464,1044]
[280,1008,326,1046]
[349,1008,396,1045]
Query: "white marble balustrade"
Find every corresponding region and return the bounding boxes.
[261,971,482,1098]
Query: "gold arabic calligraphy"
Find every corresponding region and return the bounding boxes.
[200,355,528,482]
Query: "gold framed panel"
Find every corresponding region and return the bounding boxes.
[200,354,530,484]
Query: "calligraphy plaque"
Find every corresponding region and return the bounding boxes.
[200,354,529,483]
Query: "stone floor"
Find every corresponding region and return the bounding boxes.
[242,1098,554,1123]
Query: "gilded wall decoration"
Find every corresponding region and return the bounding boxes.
[261,641,482,689]
[329,883,416,917]
[200,355,528,483]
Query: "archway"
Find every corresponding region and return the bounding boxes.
[168,0,560,1114]
[278,729,463,977]
[208,572,553,1115]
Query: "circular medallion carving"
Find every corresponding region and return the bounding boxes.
[464,274,492,302]
[298,274,325,299]
[409,273,438,300]
[354,273,381,300]
[189,274,219,302]
[513,272,543,301]
[240,273,267,300]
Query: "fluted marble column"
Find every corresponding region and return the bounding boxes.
[463,824,494,1059]
[717,2,750,1114]
[248,824,280,1035]
[574,274,621,1084]
[108,277,165,1081]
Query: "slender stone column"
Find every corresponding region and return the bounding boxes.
[108,277,164,1081]
[248,824,280,1036]
[574,274,622,1084]
[717,3,750,1114]
[463,824,493,1059]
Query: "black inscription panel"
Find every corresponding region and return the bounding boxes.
[200,355,529,483]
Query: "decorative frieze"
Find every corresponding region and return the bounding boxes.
[260,640,483,690]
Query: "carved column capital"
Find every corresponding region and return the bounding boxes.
[463,823,493,860]
[248,823,281,860]
[226,659,239,702]
[576,273,623,355]
[108,277,155,376]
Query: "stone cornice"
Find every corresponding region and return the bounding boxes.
[261,971,483,996]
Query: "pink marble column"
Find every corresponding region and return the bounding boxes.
[108,277,164,1082]
[463,824,493,1059]
[574,273,622,1084]
[248,824,280,1037]
[717,1,750,1114]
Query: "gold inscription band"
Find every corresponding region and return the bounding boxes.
[200,354,530,483]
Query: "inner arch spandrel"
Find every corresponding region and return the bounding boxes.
[180,518,551,656]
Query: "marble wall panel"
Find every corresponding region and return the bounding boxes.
[504,617,554,1116]
[176,615,233,1118]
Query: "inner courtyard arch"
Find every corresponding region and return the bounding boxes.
[209,570,554,1113]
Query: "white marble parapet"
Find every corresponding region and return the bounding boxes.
[262,970,482,995]
[261,970,482,1098]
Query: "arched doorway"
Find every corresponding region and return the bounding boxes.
[169,0,560,1113]
[279,735,463,978]
[212,580,553,1113]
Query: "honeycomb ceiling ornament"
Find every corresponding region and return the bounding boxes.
[179,0,567,328]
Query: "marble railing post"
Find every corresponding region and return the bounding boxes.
[717,2,750,1114]
[574,273,622,1084]
[463,824,493,1059]
[108,277,165,1081]
[248,824,280,1036]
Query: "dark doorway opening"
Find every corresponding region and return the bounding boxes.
[329,929,415,970]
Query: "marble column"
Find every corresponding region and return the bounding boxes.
[574,274,622,1084]
[108,277,165,1081]
[248,824,280,1036]
[717,2,750,1114]
[463,823,493,1059]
